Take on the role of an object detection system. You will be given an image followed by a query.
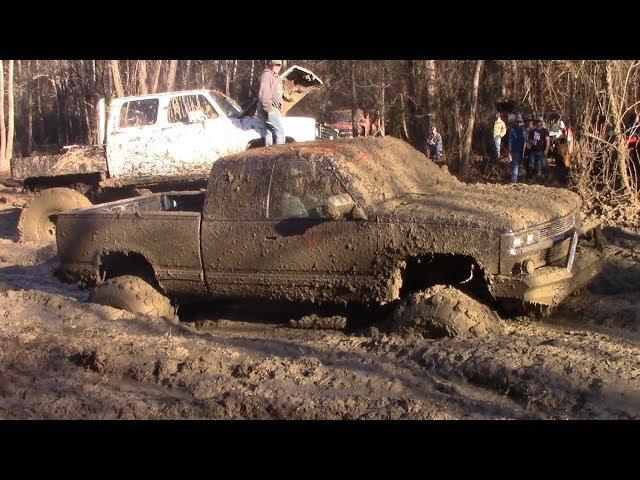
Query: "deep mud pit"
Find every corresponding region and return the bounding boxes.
[0,184,639,419]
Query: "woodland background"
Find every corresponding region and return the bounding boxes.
[0,60,638,221]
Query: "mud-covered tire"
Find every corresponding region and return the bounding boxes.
[388,285,505,339]
[89,275,176,320]
[18,187,91,243]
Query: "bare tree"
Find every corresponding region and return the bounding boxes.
[0,60,5,171]
[26,60,33,155]
[425,59,436,132]
[459,60,484,177]
[149,60,163,93]
[604,60,634,195]
[6,60,15,160]
[110,60,125,97]
[165,60,178,92]
[137,60,148,95]
[351,61,357,136]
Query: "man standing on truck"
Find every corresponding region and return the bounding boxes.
[258,60,285,146]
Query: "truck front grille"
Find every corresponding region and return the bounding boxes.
[534,237,572,268]
[539,213,576,240]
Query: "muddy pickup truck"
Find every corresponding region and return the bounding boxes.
[12,65,335,244]
[55,136,604,319]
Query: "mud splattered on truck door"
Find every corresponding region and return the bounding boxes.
[201,155,379,303]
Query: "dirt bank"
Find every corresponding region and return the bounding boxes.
[0,185,639,419]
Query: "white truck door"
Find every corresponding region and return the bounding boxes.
[158,93,231,177]
[106,97,163,179]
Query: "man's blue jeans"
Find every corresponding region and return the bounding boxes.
[494,136,502,158]
[529,150,549,174]
[510,150,524,183]
[260,109,285,146]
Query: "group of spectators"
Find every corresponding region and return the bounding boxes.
[495,112,567,184]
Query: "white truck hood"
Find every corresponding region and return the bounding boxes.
[280,65,324,115]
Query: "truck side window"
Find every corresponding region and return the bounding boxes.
[268,160,349,220]
[118,99,159,128]
[204,159,266,219]
[168,94,219,124]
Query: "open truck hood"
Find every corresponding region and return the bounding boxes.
[280,65,324,115]
[241,65,323,117]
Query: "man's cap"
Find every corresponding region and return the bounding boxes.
[534,115,544,122]
[269,60,283,66]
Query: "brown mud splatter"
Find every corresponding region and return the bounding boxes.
[1,174,639,419]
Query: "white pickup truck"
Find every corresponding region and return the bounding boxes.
[11,65,336,243]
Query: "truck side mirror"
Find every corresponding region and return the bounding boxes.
[187,110,207,124]
[323,193,355,219]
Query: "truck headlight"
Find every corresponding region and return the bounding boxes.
[508,231,540,255]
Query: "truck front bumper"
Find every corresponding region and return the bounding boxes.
[488,245,605,307]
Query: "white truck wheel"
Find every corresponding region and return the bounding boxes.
[18,187,92,244]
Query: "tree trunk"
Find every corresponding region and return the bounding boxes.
[149,60,163,93]
[137,60,148,95]
[6,60,14,162]
[182,60,192,90]
[604,60,633,195]
[74,60,92,144]
[166,60,178,92]
[379,65,386,136]
[404,60,424,149]
[34,60,46,145]
[459,60,484,178]
[351,61,358,136]
[110,60,125,97]
[54,78,66,145]
[26,60,33,156]
[0,60,6,171]
[425,60,436,132]
[400,93,410,141]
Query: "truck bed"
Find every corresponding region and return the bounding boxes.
[11,145,107,182]
[56,191,207,300]
[84,191,205,215]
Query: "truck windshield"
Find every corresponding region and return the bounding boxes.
[210,91,242,118]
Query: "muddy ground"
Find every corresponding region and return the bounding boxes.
[0,185,639,419]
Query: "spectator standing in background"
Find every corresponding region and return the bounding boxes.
[528,115,551,182]
[493,112,507,159]
[426,125,443,162]
[507,114,528,183]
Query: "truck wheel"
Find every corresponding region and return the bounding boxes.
[387,285,504,339]
[18,187,91,243]
[89,275,176,320]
